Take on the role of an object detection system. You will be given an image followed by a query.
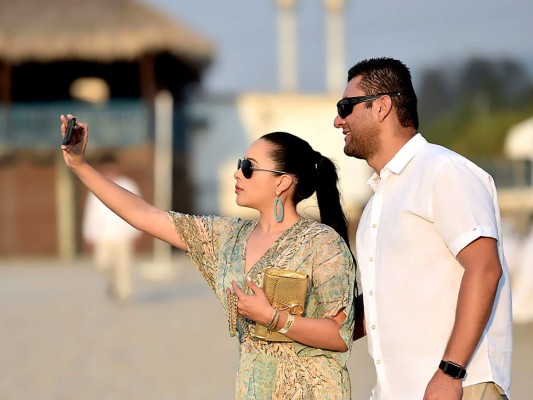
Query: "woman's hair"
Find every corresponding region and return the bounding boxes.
[262,131,360,338]
[260,131,350,246]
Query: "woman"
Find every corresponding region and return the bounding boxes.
[60,114,356,399]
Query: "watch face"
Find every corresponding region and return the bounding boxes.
[439,361,466,379]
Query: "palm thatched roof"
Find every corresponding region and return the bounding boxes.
[0,0,214,65]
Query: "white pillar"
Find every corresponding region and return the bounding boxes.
[153,90,173,266]
[276,0,298,92]
[324,0,346,94]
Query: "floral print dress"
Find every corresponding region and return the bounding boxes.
[166,212,356,400]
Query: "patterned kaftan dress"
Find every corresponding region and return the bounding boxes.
[166,213,356,400]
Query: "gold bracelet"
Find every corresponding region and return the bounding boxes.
[277,313,295,334]
[266,309,280,331]
[264,309,278,330]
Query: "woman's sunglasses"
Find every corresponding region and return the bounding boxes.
[336,92,401,119]
[237,159,286,179]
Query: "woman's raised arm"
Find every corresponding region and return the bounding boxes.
[60,114,186,250]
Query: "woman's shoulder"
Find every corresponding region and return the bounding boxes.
[298,218,344,242]
[166,211,253,231]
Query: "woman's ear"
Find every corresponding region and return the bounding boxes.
[276,174,294,195]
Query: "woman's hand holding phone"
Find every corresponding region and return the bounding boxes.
[60,114,88,168]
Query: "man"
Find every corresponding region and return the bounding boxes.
[334,58,512,399]
[82,153,142,302]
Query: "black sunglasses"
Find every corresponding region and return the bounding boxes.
[337,92,401,119]
[237,159,286,179]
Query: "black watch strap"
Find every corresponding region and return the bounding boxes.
[439,360,466,379]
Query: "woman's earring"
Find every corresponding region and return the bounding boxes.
[274,194,284,223]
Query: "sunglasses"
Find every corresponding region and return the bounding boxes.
[337,92,401,119]
[237,159,286,179]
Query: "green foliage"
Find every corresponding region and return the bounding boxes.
[423,107,533,161]
[418,57,533,161]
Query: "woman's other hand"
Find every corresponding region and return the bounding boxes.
[229,278,274,325]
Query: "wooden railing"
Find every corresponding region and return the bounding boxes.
[0,100,150,149]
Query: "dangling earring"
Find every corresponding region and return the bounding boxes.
[274,193,284,223]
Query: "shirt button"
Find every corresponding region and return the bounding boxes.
[371,325,376,330]
[372,224,377,228]
[369,257,374,261]
[369,291,374,296]
[376,360,382,365]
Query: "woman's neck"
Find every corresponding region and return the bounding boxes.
[256,210,301,234]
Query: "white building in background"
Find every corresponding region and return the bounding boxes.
[504,115,533,186]
[502,115,533,323]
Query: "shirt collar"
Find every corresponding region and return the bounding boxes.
[385,133,427,175]
[366,133,427,191]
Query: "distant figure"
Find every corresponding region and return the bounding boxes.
[82,154,142,302]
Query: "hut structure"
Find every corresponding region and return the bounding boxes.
[0,0,213,104]
[0,0,214,258]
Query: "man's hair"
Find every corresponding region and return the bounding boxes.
[347,57,419,129]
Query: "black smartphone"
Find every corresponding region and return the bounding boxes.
[62,117,77,146]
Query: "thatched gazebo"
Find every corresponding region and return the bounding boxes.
[0,0,214,103]
[0,0,214,258]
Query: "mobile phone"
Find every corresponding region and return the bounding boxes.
[62,117,77,145]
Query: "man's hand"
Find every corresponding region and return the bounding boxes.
[423,370,462,400]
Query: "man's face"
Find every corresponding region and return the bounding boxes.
[334,76,381,161]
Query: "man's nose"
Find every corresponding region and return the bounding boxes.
[333,114,344,128]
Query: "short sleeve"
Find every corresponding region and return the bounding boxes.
[431,159,499,256]
[311,233,356,351]
[165,211,229,292]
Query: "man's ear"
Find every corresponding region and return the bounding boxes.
[375,95,394,123]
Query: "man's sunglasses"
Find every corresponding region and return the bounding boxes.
[336,92,401,119]
[237,159,286,179]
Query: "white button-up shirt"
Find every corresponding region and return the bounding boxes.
[356,134,512,399]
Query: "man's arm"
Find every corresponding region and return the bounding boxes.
[353,294,366,340]
[423,236,502,400]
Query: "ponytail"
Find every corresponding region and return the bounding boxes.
[313,153,350,246]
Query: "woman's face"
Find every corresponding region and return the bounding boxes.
[234,139,282,211]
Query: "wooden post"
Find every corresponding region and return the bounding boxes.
[139,54,157,105]
[55,152,77,260]
[0,61,12,103]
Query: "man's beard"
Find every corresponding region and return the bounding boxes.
[344,129,380,161]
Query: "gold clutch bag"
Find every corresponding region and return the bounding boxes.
[254,268,309,342]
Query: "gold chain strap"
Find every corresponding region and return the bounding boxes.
[226,291,239,337]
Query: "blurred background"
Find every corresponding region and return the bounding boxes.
[0,0,532,398]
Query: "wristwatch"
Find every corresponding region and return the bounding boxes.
[439,360,467,379]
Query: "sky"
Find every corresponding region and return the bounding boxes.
[141,0,533,94]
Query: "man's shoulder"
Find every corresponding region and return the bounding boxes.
[418,141,486,173]
[415,141,495,191]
